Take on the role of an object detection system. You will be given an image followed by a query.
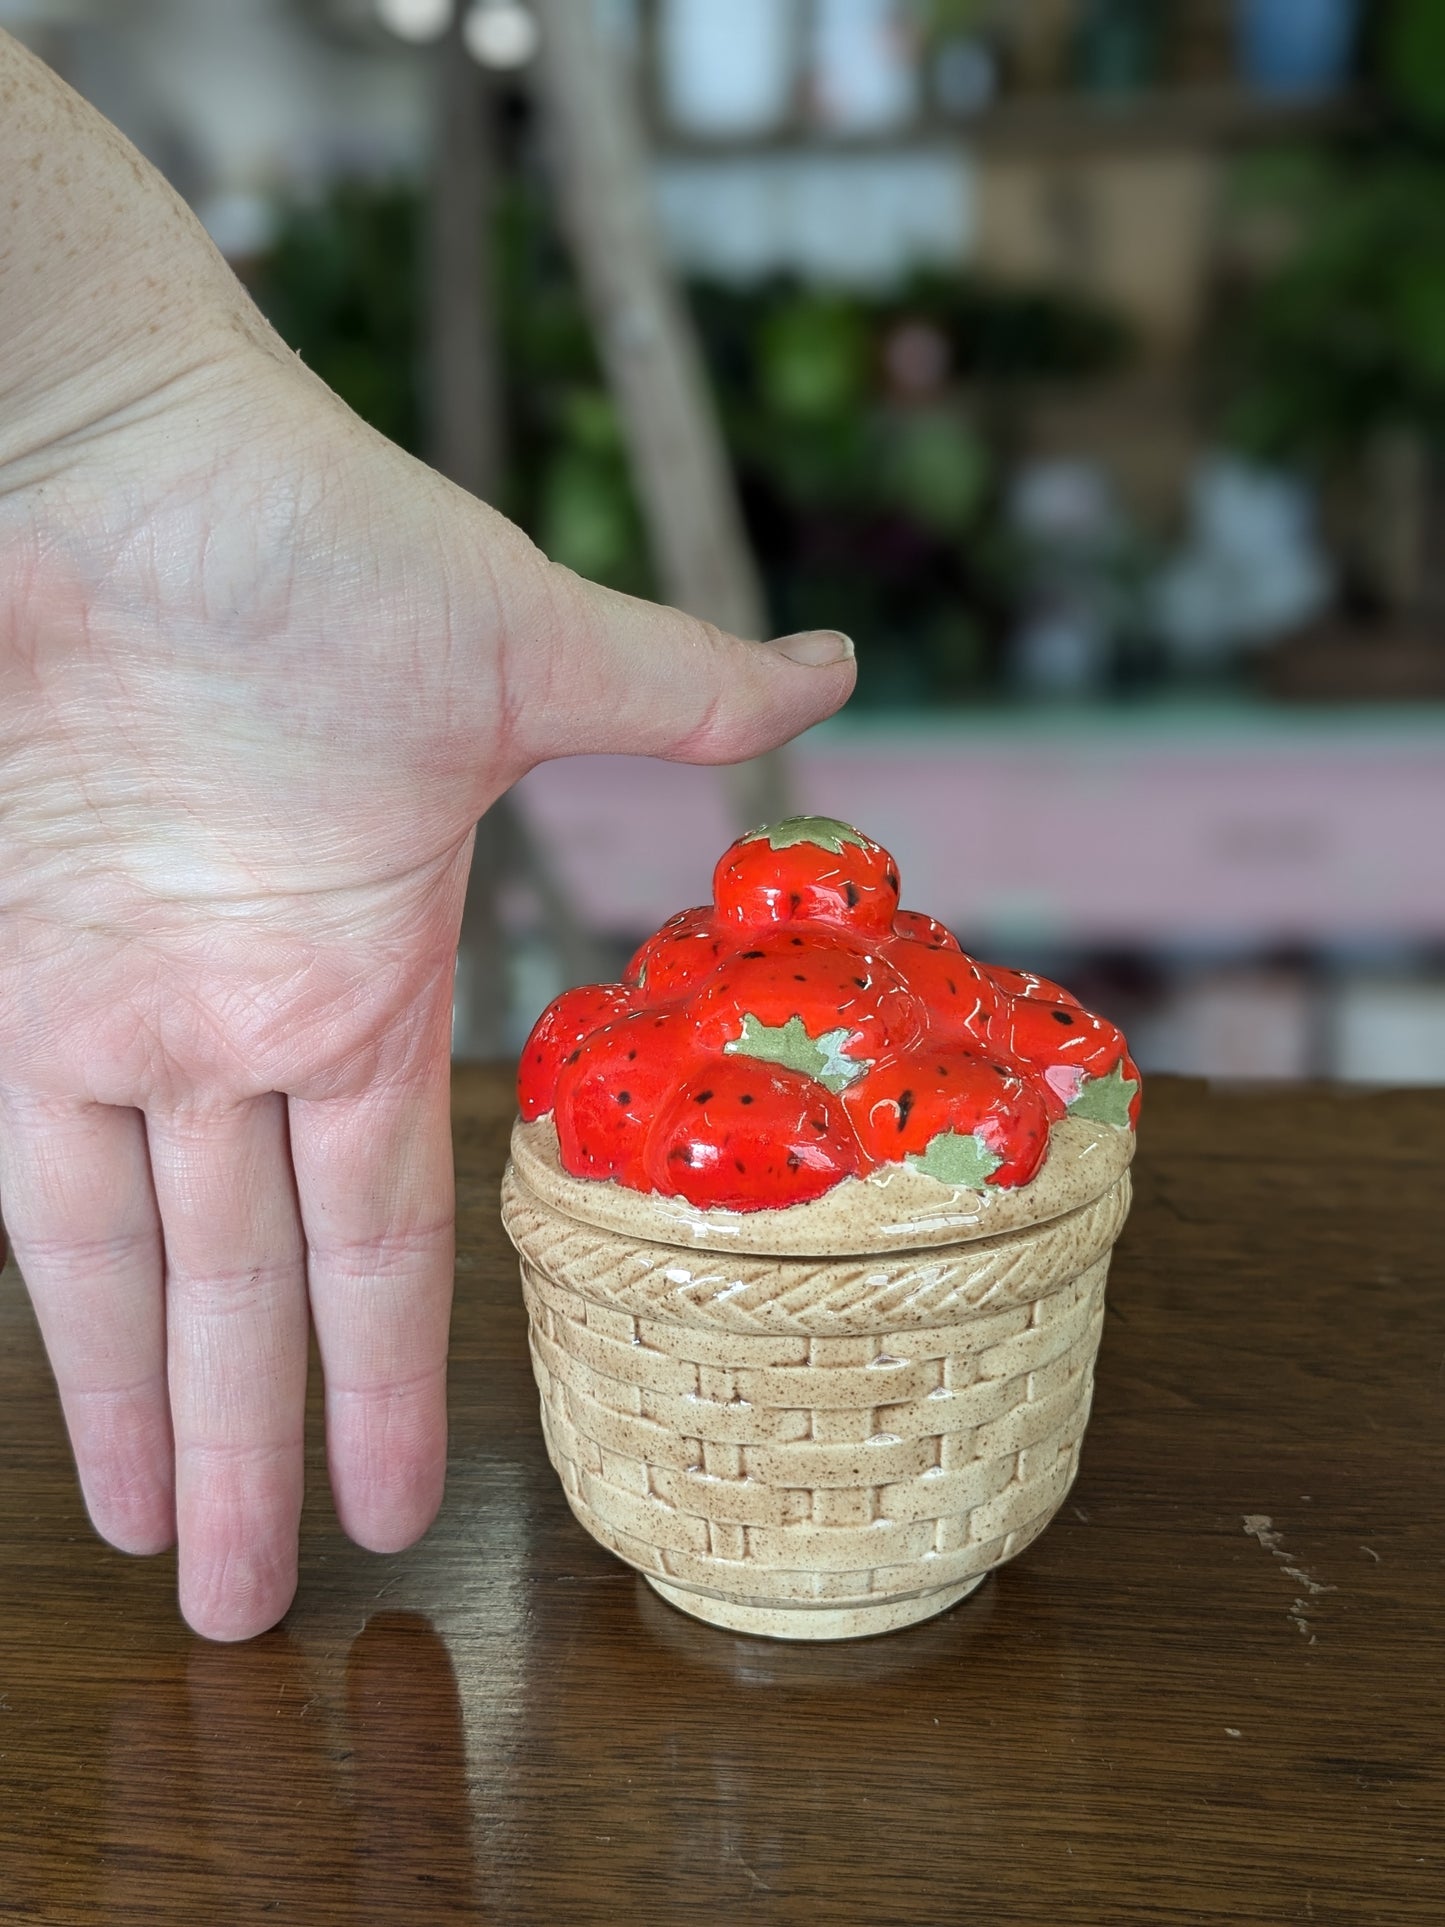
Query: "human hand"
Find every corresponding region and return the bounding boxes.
[0,36,853,1640]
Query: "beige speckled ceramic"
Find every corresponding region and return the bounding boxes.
[501,1113,1133,1640]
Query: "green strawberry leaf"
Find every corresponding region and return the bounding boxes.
[1067,1061,1138,1129]
[723,1013,868,1092]
[748,815,870,855]
[906,1129,1004,1188]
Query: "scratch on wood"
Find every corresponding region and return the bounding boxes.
[1244,1514,1334,1641]
[1282,1564,1335,1598]
[724,1845,773,1893]
[1242,1514,1282,1555]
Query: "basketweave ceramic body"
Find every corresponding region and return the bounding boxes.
[502,1113,1132,1639]
[501,816,1139,1640]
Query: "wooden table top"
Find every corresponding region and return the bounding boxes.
[1,1070,1441,1925]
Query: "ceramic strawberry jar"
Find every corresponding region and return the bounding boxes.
[501,817,1138,1640]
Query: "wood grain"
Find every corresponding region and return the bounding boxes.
[1,1071,1441,1925]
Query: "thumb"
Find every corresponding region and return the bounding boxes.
[516,566,856,765]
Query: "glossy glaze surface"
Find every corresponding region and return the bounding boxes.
[2,1071,1441,1923]
[520,817,1140,1212]
[505,1145,1120,1636]
[508,1109,1133,1257]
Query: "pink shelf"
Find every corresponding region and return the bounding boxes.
[513,709,1445,948]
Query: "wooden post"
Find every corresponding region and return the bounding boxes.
[428,21,504,504]
[427,21,603,1051]
[531,0,788,829]
[428,22,512,1057]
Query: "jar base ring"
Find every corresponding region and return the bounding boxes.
[641,1572,988,1642]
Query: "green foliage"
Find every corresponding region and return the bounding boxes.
[758,295,872,422]
[1382,0,1445,134]
[252,178,1132,701]
[254,183,422,450]
[1223,147,1445,464]
[880,413,990,536]
[533,389,651,593]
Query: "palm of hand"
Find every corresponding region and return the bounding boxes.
[1,356,564,1639]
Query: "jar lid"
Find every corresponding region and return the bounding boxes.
[508,1111,1133,1259]
[516,815,1140,1230]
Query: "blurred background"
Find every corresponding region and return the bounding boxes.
[9,0,1445,1082]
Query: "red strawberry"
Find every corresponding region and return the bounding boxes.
[713,816,900,936]
[526,814,1139,1212]
[553,1010,696,1183]
[643,1057,861,1211]
[841,1049,1050,1188]
[893,908,960,950]
[688,930,921,1084]
[990,995,1137,1119]
[986,965,1080,1006]
[624,906,729,999]
[517,981,637,1121]
[883,937,999,1046]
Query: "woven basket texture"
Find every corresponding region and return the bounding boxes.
[502,1163,1126,1613]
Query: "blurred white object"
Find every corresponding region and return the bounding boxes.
[68,0,432,209]
[1154,454,1333,669]
[376,0,452,41]
[659,0,798,138]
[1011,458,1124,554]
[1150,967,1318,1080]
[1008,460,1128,699]
[810,0,920,133]
[932,35,999,118]
[463,0,538,68]
[1011,605,1110,701]
[653,150,973,287]
[0,0,98,20]
[1331,979,1445,1085]
[197,188,276,259]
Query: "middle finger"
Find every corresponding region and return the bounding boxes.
[148,1092,307,1642]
